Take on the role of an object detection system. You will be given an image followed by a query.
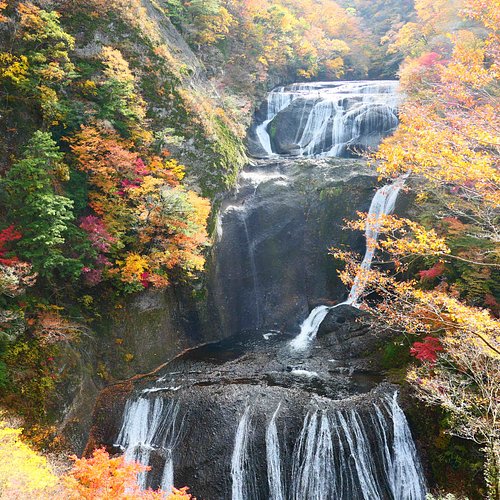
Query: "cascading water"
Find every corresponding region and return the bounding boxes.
[114,396,182,491]
[253,81,399,158]
[266,405,285,500]
[230,392,425,500]
[255,87,294,155]
[290,174,406,351]
[231,406,257,500]
[99,81,428,500]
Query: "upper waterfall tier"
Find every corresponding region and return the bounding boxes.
[248,80,399,158]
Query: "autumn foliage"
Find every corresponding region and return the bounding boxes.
[332,0,499,495]
[0,430,194,500]
[63,448,194,499]
[69,125,210,291]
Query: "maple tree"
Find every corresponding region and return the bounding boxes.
[70,125,210,291]
[62,448,193,500]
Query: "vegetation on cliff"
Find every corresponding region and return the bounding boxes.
[333,0,499,496]
[0,417,193,498]
[0,0,416,428]
[0,0,498,498]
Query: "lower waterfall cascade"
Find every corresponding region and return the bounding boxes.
[90,81,428,500]
[113,389,426,499]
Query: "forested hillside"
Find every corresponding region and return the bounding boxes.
[0,0,498,499]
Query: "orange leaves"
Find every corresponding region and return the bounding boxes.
[63,448,151,499]
[0,1,6,23]
[69,126,210,292]
[62,448,195,499]
[32,308,83,346]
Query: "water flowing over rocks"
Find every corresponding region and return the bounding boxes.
[248,81,399,158]
[86,81,428,498]
[207,157,379,337]
[87,308,425,499]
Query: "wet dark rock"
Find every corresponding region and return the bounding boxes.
[207,157,379,338]
[269,98,319,155]
[86,314,400,498]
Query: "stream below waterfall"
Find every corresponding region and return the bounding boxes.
[89,80,428,499]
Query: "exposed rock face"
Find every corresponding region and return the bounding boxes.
[207,157,378,337]
[76,157,383,455]
[85,80,429,499]
[57,287,212,453]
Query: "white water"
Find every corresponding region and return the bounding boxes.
[288,393,426,500]
[290,174,406,351]
[255,88,294,155]
[266,406,285,500]
[231,406,256,500]
[114,397,181,491]
[347,174,407,304]
[255,81,399,157]
[373,393,427,499]
[291,411,337,499]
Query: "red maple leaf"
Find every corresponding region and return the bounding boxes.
[410,336,444,363]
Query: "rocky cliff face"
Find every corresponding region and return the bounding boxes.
[207,157,378,337]
[86,305,425,499]
[68,155,382,452]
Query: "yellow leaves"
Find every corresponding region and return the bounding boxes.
[345,213,450,258]
[116,253,149,284]
[324,57,345,77]
[100,46,135,83]
[0,53,29,86]
[195,7,236,45]
[0,420,58,497]
[381,224,450,257]
[186,190,211,230]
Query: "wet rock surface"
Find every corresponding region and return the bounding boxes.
[207,157,379,338]
[86,306,401,499]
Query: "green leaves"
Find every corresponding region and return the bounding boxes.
[2,131,81,280]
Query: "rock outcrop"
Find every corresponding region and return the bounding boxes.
[86,306,425,499]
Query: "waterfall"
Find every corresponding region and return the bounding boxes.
[226,393,425,499]
[291,411,337,500]
[254,81,399,157]
[290,174,406,351]
[266,406,285,500]
[241,213,262,328]
[287,393,426,500]
[346,174,407,305]
[289,305,331,350]
[114,397,181,491]
[231,406,257,500]
[255,87,294,155]
[374,393,427,499]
